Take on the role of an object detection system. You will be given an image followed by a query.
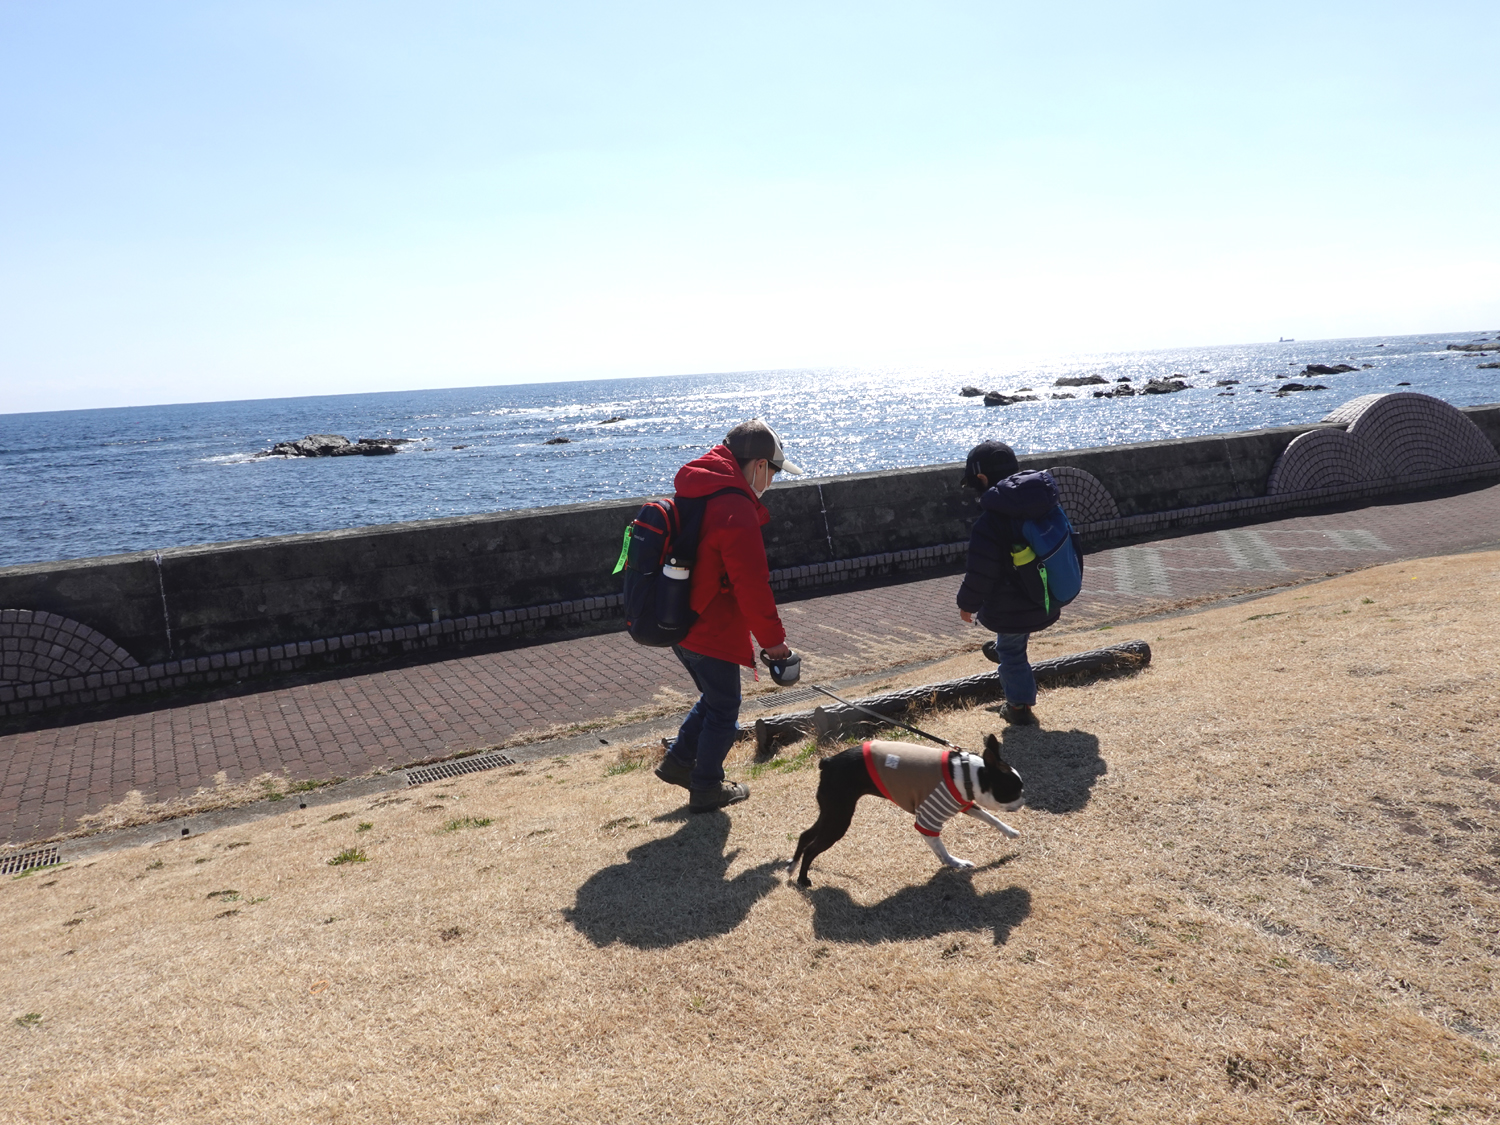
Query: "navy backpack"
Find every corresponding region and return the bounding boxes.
[613,488,738,647]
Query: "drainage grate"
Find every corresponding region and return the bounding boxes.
[755,685,823,709]
[405,751,517,787]
[1,845,60,876]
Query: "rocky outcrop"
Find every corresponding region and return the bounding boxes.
[1054,375,1108,387]
[959,386,985,397]
[1447,343,1494,352]
[1215,379,1240,386]
[1140,377,1190,395]
[543,436,573,445]
[1304,364,1358,375]
[262,434,411,458]
[1479,362,1500,370]
[1275,383,1327,396]
[983,392,1039,407]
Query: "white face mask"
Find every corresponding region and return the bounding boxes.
[750,460,772,498]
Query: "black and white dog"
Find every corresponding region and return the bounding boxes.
[788,734,1024,887]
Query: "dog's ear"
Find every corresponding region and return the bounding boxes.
[983,732,1002,770]
[982,732,1024,802]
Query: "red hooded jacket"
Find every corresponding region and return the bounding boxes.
[674,444,787,668]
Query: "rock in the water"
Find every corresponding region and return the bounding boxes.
[263,434,409,458]
[1116,376,1132,382]
[1396,381,1411,386]
[960,385,985,397]
[1304,363,1358,375]
[1478,362,1500,369]
[1217,392,1235,396]
[544,436,573,445]
[1198,369,1210,374]
[1275,382,1327,395]
[1054,375,1107,387]
[983,392,1038,406]
[1140,377,1189,394]
[1215,379,1240,386]
[1446,343,1493,352]
[599,415,626,424]
[1050,393,1076,400]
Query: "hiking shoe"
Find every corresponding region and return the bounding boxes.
[981,640,1000,663]
[690,781,750,812]
[1000,702,1038,726]
[653,753,693,790]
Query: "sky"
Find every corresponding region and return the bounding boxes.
[2,1,1497,415]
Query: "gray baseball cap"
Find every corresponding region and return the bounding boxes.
[725,418,803,475]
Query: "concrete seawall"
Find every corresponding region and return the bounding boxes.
[2,394,1498,722]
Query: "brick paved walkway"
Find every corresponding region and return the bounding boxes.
[5,482,1499,846]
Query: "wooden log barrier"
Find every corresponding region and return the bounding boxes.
[752,639,1151,758]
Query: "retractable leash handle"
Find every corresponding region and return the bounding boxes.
[759,649,802,687]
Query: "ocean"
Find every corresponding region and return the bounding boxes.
[2,331,1496,569]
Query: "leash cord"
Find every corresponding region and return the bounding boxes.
[809,684,968,753]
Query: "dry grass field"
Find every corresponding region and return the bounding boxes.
[4,551,1498,1124]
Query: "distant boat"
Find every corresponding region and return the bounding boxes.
[1279,336,1295,342]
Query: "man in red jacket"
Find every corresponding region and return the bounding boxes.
[654,419,799,811]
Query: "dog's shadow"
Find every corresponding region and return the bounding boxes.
[990,722,1106,814]
[563,813,781,949]
[808,871,1031,946]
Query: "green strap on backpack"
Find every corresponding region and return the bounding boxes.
[611,525,632,575]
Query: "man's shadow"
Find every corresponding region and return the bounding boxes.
[809,869,1031,946]
[986,721,1106,814]
[564,813,781,949]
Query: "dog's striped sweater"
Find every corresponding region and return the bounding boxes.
[861,739,982,837]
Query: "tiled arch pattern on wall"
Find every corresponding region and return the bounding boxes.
[1048,465,1122,525]
[0,609,140,687]
[1268,392,1500,495]
[1262,429,1387,493]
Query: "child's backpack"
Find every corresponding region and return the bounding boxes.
[612,487,740,647]
[1009,503,1084,614]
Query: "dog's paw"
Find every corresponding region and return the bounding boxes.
[945,856,975,870]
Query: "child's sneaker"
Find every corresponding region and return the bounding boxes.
[1000,702,1038,726]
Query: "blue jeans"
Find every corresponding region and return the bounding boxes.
[993,632,1036,707]
[667,646,743,790]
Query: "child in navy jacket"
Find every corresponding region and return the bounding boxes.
[956,441,1070,725]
